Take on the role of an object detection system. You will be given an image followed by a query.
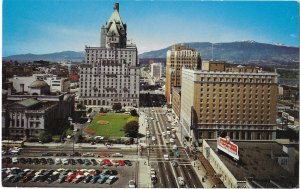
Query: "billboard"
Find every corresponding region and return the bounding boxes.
[217,137,239,160]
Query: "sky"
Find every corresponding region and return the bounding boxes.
[2,0,299,56]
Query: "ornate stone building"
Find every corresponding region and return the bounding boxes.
[79,3,139,107]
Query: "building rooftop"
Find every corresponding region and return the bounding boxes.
[29,80,49,88]
[17,98,40,108]
[206,140,299,188]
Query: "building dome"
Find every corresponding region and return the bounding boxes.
[29,80,49,88]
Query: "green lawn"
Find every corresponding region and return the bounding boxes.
[85,113,138,137]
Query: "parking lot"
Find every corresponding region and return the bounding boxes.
[2,156,136,188]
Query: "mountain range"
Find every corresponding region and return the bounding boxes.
[3,41,299,67]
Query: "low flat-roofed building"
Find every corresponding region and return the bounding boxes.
[202,139,299,188]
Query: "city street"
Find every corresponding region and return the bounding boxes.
[139,107,203,188]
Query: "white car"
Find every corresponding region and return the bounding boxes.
[128,180,136,188]
[146,131,150,135]
[164,154,170,161]
[152,136,156,141]
[150,168,156,176]
[12,157,18,164]
[166,131,171,135]
[67,135,72,139]
[178,177,185,186]
[172,145,178,150]
[162,132,166,136]
[55,158,61,165]
[62,158,68,165]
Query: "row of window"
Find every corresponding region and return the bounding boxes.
[81,93,138,98]
[200,77,273,83]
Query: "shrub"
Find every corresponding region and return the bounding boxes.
[27,137,39,142]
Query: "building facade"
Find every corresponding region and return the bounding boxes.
[150,62,162,81]
[165,44,201,104]
[79,3,139,107]
[180,65,278,143]
[2,93,75,138]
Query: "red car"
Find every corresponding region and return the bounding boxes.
[102,159,112,166]
[75,171,84,175]
[65,174,76,182]
[116,160,125,166]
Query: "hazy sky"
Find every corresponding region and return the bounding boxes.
[2,0,299,56]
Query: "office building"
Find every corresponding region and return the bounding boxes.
[150,62,162,81]
[180,64,278,143]
[165,44,201,104]
[79,3,139,107]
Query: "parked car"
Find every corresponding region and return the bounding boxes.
[111,153,123,157]
[82,153,94,157]
[12,157,18,164]
[97,175,108,184]
[91,175,100,183]
[101,159,112,166]
[112,160,119,166]
[105,175,118,184]
[124,160,132,166]
[116,160,125,166]
[41,152,53,156]
[84,159,91,165]
[178,177,185,186]
[128,180,136,188]
[164,154,170,161]
[69,152,81,157]
[91,159,97,166]
[55,158,62,165]
[84,175,93,183]
[171,160,178,167]
[77,159,84,164]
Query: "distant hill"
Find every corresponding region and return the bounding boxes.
[3,41,299,67]
[139,41,299,66]
[3,51,85,62]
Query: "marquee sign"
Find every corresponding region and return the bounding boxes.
[217,136,239,160]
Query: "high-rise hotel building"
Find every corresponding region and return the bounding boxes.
[165,44,201,104]
[79,3,139,107]
[180,63,278,143]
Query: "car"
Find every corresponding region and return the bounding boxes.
[152,136,156,141]
[84,159,91,165]
[12,157,18,164]
[55,158,62,165]
[124,160,132,166]
[172,144,178,150]
[20,157,27,164]
[47,158,54,164]
[33,158,40,164]
[67,135,72,139]
[27,158,33,164]
[41,152,53,156]
[73,175,85,183]
[69,152,81,156]
[91,159,97,165]
[164,154,170,161]
[84,175,93,183]
[91,175,100,183]
[150,168,156,176]
[171,160,178,167]
[57,175,66,183]
[178,177,185,186]
[111,153,123,157]
[65,174,76,182]
[162,131,166,136]
[77,159,84,164]
[101,159,112,166]
[151,175,157,183]
[3,175,15,183]
[128,180,136,188]
[105,175,118,184]
[97,175,108,184]
[31,175,42,182]
[62,158,68,165]
[5,157,12,164]
[116,160,125,166]
[11,175,21,183]
[69,159,76,165]
[82,153,94,157]
[167,131,171,135]
[40,158,47,164]
[112,160,119,166]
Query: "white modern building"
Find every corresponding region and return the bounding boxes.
[150,62,162,81]
[79,3,139,107]
[9,74,70,93]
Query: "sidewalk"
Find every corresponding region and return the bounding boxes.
[137,159,151,188]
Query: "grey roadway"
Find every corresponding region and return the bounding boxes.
[139,107,203,188]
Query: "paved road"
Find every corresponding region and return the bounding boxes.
[140,107,203,188]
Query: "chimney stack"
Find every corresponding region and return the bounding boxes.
[114,3,119,12]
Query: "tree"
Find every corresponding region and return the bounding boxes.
[87,108,92,113]
[130,109,138,116]
[77,103,86,110]
[112,103,122,112]
[38,131,52,143]
[100,107,104,113]
[124,121,139,138]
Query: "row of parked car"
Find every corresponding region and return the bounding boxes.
[2,157,132,167]
[41,152,123,158]
[2,167,119,185]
